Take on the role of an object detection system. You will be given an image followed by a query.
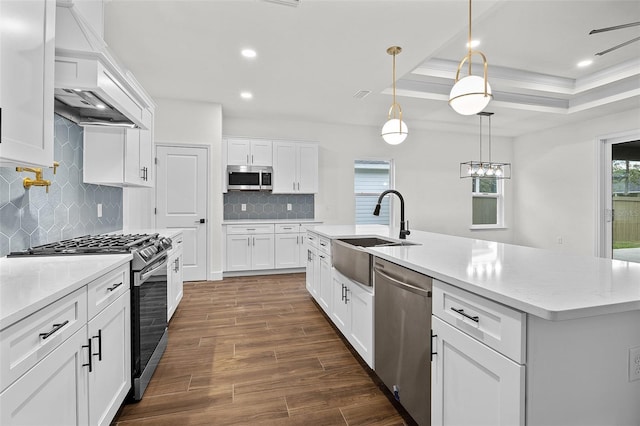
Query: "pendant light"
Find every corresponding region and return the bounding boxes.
[460,112,510,179]
[449,0,493,115]
[381,46,408,145]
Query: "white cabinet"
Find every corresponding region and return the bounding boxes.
[167,232,184,321]
[431,317,525,426]
[0,263,131,426]
[0,325,89,425]
[0,0,56,167]
[226,225,275,271]
[316,236,332,313]
[305,244,317,296]
[431,280,525,426]
[227,138,272,166]
[272,141,318,194]
[275,233,302,268]
[83,108,154,187]
[275,223,309,269]
[330,270,374,368]
[87,291,131,426]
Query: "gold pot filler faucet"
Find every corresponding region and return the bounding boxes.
[15,161,59,193]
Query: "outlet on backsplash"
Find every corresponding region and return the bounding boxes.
[241,204,246,211]
[287,203,292,211]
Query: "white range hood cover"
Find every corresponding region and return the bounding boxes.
[54,1,154,128]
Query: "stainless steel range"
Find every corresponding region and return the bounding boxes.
[9,233,172,401]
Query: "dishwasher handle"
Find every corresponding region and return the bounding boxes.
[374,267,432,297]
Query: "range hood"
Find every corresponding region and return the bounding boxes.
[54,1,153,129]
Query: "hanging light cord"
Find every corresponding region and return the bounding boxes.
[467,0,472,76]
[488,113,492,163]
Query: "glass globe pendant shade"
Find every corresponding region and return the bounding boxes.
[449,75,493,115]
[381,118,408,145]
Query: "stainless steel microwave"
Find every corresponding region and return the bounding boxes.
[227,165,273,191]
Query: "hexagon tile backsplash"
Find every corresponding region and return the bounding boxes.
[0,115,123,256]
[223,192,314,220]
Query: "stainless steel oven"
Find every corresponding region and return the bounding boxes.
[131,249,169,400]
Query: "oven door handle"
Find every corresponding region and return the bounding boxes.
[140,254,169,282]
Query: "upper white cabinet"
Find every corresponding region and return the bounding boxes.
[272,141,318,194]
[0,0,56,167]
[227,138,272,166]
[83,108,154,187]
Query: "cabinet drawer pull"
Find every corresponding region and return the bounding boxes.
[82,339,93,372]
[283,227,292,230]
[39,320,69,340]
[92,329,102,361]
[451,307,479,323]
[107,281,123,292]
[246,228,256,231]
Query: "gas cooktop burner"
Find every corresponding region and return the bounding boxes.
[8,233,161,256]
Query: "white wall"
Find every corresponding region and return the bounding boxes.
[223,117,515,244]
[512,108,640,256]
[154,98,224,280]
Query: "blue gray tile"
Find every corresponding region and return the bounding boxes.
[0,115,122,256]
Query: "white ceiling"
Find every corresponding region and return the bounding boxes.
[103,0,640,137]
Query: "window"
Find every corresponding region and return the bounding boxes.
[355,160,391,225]
[471,177,503,228]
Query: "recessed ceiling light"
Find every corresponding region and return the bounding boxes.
[240,91,253,99]
[577,59,593,68]
[466,39,480,49]
[241,49,257,58]
[96,104,106,109]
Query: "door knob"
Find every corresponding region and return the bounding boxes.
[195,218,206,224]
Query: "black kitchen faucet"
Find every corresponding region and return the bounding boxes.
[373,190,410,239]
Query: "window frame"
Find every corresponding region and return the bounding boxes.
[354,159,394,226]
[470,177,506,230]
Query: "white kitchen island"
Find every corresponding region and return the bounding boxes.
[309,224,640,426]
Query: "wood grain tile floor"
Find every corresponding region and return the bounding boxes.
[114,273,410,426]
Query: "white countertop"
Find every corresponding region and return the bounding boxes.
[311,225,640,321]
[0,254,132,330]
[223,219,322,225]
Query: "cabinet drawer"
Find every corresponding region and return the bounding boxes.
[275,223,300,234]
[306,231,319,248]
[87,264,130,320]
[1,287,88,392]
[319,237,331,255]
[227,224,275,234]
[433,280,526,363]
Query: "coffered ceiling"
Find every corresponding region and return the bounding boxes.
[104,0,640,137]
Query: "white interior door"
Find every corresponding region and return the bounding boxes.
[156,145,208,281]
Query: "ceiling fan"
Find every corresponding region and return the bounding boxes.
[589,21,640,56]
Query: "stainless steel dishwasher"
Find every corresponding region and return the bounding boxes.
[374,257,432,426]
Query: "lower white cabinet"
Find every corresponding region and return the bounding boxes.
[0,263,132,426]
[88,291,131,426]
[226,234,275,271]
[167,233,184,321]
[305,244,319,297]
[0,326,89,425]
[275,233,303,268]
[317,252,332,312]
[330,270,374,368]
[431,316,525,426]
[225,222,321,274]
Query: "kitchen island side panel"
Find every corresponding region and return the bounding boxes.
[526,309,640,426]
